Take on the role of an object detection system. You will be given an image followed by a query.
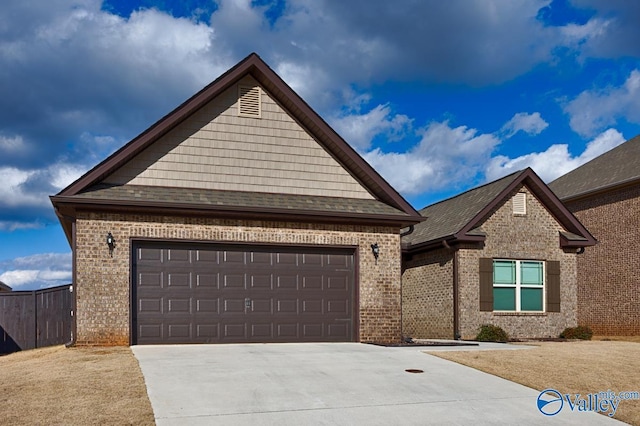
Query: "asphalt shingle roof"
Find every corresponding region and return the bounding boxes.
[549,134,640,200]
[74,184,410,217]
[403,171,525,246]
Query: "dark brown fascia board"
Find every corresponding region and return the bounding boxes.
[559,176,640,203]
[456,168,596,247]
[403,234,486,254]
[559,233,591,248]
[56,52,422,222]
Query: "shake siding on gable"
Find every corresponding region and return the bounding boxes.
[104,76,373,200]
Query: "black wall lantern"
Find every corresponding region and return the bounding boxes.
[106,232,116,257]
[371,243,379,264]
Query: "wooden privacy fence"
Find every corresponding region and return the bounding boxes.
[0,285,72,354]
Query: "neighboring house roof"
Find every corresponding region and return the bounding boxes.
[403,168,596,253]
[0,281,12,292]
[549,134,640,201]
[51,53,423,243]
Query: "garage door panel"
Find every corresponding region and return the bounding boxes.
[250,298,272,314]
[196,299,219,313]
[222,273,245,289]
[250,252,272,265]
[167,324,191,339]
[327,299,348,315]
[328,322,350,339]
[327,276,349,291]
[276,323,299,339]
[138,272,163,288]
[301,253,322,266]
[222,251,245,264]
[195,250,219,263]
[301,275,323,290]
[139,247,162,262]
[196,324,219,339]
[167,273,191,288]
[196,273,218,288]
[276,299,298,314]
[166,249,190,263]
[134,244,355,344]
[302,299,323,314]
[167,298,191,313]
[276,253,297,265]
[139,298,162,314]
[223,299,246,313]
[250,274,272,289]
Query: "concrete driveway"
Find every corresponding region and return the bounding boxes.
[133,343,621,425]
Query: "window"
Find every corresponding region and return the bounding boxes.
[493,260,544,312]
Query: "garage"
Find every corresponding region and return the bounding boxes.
[132,242,356,344]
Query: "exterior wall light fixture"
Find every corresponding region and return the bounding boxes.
[106,232,116,257]
[371,243,379,264]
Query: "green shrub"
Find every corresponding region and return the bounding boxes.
[476,324,509,342]
[560,325,593,340]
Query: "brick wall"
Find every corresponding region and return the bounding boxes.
[565,184,640,335]
[457,185,578,339]
[74,212,402,345]
[401,248,454,339]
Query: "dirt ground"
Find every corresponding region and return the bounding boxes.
[0,345,155,426]
[430,339,640,425]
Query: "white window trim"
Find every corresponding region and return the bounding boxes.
[493,259,545,313]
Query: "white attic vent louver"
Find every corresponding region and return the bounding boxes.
[513,192,526,215]
[238,85,261,118]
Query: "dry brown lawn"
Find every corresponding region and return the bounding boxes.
[0,345,155,426]
[429,339,640,425]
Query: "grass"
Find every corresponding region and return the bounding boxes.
[0,345,155,426]
[429,338,640,425]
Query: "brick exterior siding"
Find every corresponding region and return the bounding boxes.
[564,184,640,335]
[401,248,454,339]
[403,185,579,340]
[74,212,402,345]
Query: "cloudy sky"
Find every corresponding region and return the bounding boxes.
[1,0,639,289]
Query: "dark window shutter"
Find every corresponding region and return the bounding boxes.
[546,261,561,312]
[479,258,493,311]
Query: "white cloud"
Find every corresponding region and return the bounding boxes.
[363,121,500,194]
[330,104,412,151]
[0,163,86,208]
[0,252,72,290]
[501,112,549,138]
[565,70,640,137]
[485,128,625,182]
[0,135,28,154]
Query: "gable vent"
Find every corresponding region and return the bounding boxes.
[238,85,261,118]
[513,192,526,215]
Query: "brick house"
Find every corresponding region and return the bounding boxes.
[50,53,423,346]
[401,168,596,340]
[549,135,640,335]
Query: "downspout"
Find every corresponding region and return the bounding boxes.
[400,225,416,342]
[442,240,460,340]
[66,219,77,347]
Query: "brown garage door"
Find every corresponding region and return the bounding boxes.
[132,242,356,344]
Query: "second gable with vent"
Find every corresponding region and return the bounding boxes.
[401,169,595,340]
[51,54,423,347]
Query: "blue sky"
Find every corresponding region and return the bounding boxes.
[2,0,640,289]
